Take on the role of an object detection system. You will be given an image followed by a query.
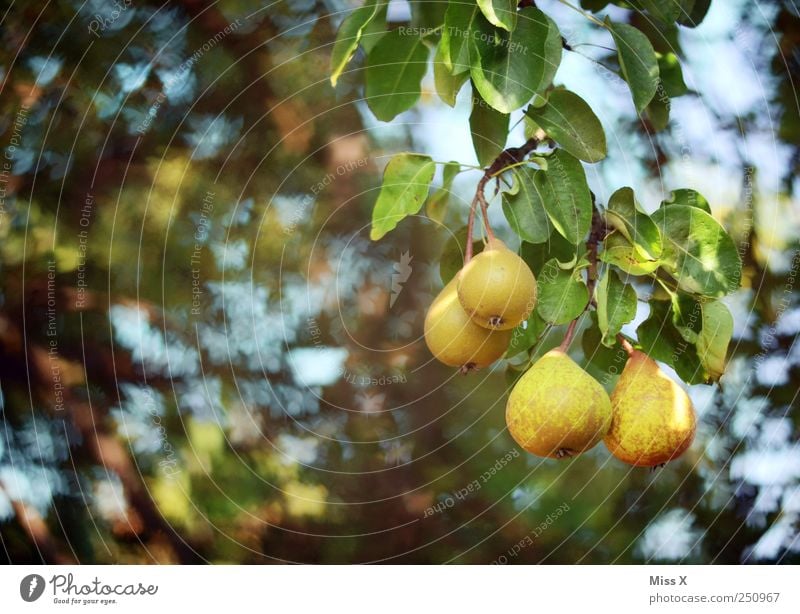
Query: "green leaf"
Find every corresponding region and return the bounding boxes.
[365,31,429,122]
[371,154,435,240]
[581,0,610,10]
[600,232,661,276]
[607,19,660,113]
[651,205,742,297]
[536,259,589,324]
[645,85,670,131]
[582,313,629,387]
[330,2,386,86]
[677,0,711,28]
[439,227,484,284]
[502,167,551,244]
[606,187,663,260]
[670,291,703,343]
[434,43,469,106]
[536,149,593,244]
[506,311,547,358]
[657,52,688,97]
[521,231,583,275]
[426,162,460,224]
[477,0,517,32]
[596,268,638,346]
[470,7,562,113]
[696,300,733,381]
[630,0,683,23]
[441,1,481,73]
[525,89,607,163]
[661,188,711,213]
[636,300,706,384]
[469,91,509,166]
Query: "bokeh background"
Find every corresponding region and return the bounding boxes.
[0,0,799,564]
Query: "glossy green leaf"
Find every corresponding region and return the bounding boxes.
[502,167,551,244]
[330,1,386,86]
[506,311,547,358]
[470,92,509,166]
[433,43,469,107]
[645,86,670,131]
[536,149,593,244]
[630,0,683,23]
[657,52,688,97]
[441,1,481,73]
[596,268,638,346]
[651,205,742,297]
[427,161,461,224]
[600,232,661,276]
[521,231,583,275]
[661,188,711,213]
[636,300,706,384]
[365,31,429,121]
[677,0,711,27]
[670,291,703,343]
[371,153,435,240]
[525,89,607,163]
[696,300,734,381]
[536,259,589,324]
[582,313,629,387]
[607,19,660,113]
[470,7,562,113]
[477,0,517,32]
[606,187,663,260]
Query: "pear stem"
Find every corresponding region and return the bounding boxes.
[559,318,579,351]
[617,335,636,356]
[463,136,543,266]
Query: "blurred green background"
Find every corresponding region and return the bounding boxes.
[0,0,798,563]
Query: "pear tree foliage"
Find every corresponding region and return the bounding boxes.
[330,0,739,387]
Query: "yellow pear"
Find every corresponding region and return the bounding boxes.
[457,237,537,330]
[604,350,696,467]
[424,277,512,372]
[506,349,612,458]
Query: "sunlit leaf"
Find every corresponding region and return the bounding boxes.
[606,187,663,260]
[427,161,461,223]
[330,1,386,86]
[651,204,742,297]
[696,300,733,381]
[477,0,517,31]
[470,7,562,113]
[525,89,607,162]
[536,259,589,324]
[596,268,638,346]
[371,153,435,240]
[607,19,660,113]
[365,31,429,121]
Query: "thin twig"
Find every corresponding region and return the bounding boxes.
[617,334,636,356]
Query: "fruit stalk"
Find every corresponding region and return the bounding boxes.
[464,136,543,266]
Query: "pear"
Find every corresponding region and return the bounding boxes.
[457,237,537,331]
[424,278,512,372]
[506,349,612,458]
[604,350,696,467]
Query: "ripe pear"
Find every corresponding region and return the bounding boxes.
[506,349,612,459]
[424,277,512,372]
[457,237,537,331]
[604,350,696,467]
